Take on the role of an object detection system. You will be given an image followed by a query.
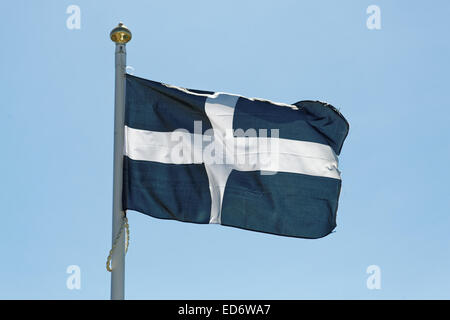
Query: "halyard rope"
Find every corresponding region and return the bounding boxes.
[106,214,130,272]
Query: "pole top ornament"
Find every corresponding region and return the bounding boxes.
[110,22,132,44]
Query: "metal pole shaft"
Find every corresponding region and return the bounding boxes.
[111,42,127,300]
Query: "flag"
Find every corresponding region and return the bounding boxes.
[122,74,349,239]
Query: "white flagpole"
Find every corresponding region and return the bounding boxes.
[110,22,132,300]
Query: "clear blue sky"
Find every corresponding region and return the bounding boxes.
[1,0,449,299]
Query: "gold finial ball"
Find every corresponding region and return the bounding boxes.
[110,22,132,44]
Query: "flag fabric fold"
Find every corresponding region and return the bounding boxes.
[122,74,349,239]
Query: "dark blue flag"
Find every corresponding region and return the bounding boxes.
[123,74,349,238]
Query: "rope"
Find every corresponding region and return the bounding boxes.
[106,213,130,272]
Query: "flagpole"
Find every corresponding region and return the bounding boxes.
[110,22,132,300]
